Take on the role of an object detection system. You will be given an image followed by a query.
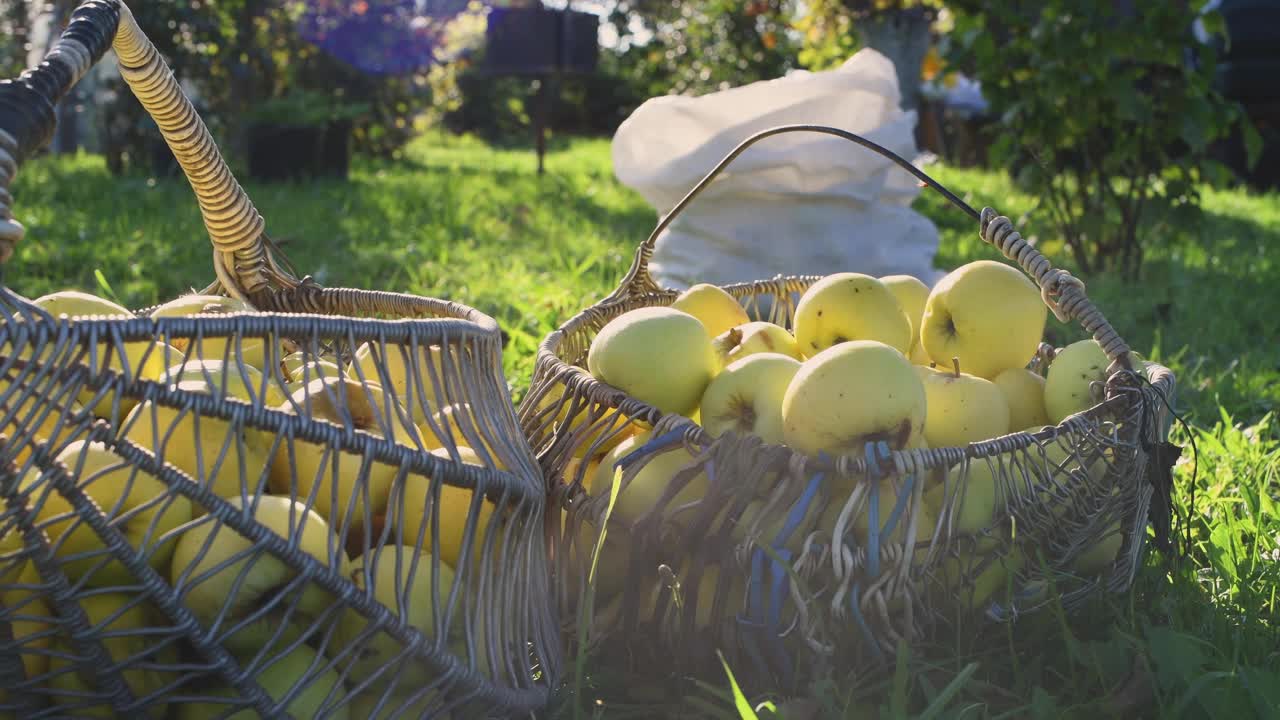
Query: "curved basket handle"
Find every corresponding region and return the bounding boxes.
[0,0,299,302]
[0,0,121,263]
[608,124,1134,373]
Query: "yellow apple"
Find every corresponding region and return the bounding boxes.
[350,340,447,422]
[270,377,419,532]
[1,388,85,468]
[781,341,926,458]
[586,307,718,416]
[993,367,1050,430]
[920,260,1047,380]
[30,290,185,418]
[879,274,931,353]
[792,273,913,357]
[46,591,178,719]
[909,342,932,366]
[280,352,345,395]
[424,402,505,458]
[914,363,1010,448]
[164,358,288,409]
[19,440,191,587]
[150,294,273,371]
[169,495,346,635]
[337,544,459,685]
[1043,339,1109,423]
[713,321,803,366]
[176,643,350,720]
[699,353,801,445]
[0,560,53,702]
[121,377,276,502]
[588,430,709,528]
[670,283,751,339]
[394,446,502,571]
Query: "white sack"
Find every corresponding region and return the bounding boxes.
[611,48,945,291]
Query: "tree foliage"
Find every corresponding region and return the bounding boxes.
[944,0,1257,278]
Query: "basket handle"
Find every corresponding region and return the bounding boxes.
[0,0,300,302]
[0,0,121,264]
[607,124,1134,373]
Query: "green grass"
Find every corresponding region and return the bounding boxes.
[9,133,1279,718]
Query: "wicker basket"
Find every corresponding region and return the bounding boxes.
[519,125,1181,689]
[0,2,557,717]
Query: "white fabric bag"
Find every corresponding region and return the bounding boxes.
[611,48,944,291]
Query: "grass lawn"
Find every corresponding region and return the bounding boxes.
[9,132,1279,718]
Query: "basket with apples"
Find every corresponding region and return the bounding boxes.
[0,3,557,718]
[520,125,1180,687]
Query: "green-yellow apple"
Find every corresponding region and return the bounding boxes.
[712,321,803,366]
[727,495,824,554]
[586,307,718,416]
[337,544,459,687]
[880,274,930,351]
[931,532,1024,614]
[20,440,191,587]
[819,477,937,547]
[46,591,178,719]
[1071,519,1123,575]
[669,283,750,339]
[30,290,185,418]
[641,562,744,632]
[346,691,437,720]
[1043,339,1109,423]
[350,341,447,421]
[920,260,1047,380]
[169,495,346,638]
[150,294,274,372]
[394,446,501,571]
[914,362,1011,448]
[588,430,709,528]
[792,273,913,356]
[121,377,276,502]
[699,353,801,445]
[425,402,506,459]
[909,343,932,366]
[527,384,642,461]
[781,340,926,458]
[270,377,419,532]
[570,513,632,603]
[993,367,1050,430]
[923,456,1005,535]
[176,642,350,720]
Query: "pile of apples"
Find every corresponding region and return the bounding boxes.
[571,260,1141,616]
[0,289,501,717]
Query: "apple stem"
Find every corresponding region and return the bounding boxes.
[929,362,937,369]
[951,357,961,378]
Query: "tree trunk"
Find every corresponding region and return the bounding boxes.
[854,7,934,112]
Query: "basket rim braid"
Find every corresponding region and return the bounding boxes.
[520,124,1181,682]
[0,2,558,717]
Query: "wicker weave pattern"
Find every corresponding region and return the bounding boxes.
[519,126,1177,687]
[0,2,557,717]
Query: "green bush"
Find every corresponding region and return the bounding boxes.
[944,0,1258,278]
